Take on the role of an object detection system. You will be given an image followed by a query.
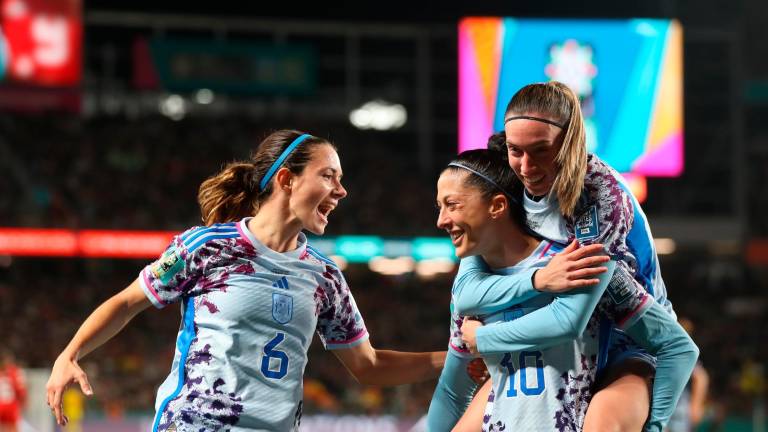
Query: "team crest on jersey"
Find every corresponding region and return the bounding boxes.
[272,293,293,324]
[575,205,600,241]
[607,269,633,305]
[151,246,183,284]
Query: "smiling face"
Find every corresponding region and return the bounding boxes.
[435,170,498,259]
[287,143,347,235]
[504,114,564,197]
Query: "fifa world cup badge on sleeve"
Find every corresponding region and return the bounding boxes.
[152,246,183,284]
[272,293,294,324]
[575,205,600,241]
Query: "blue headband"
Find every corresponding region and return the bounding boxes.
[447,162,519,204]
[259,133,313,191]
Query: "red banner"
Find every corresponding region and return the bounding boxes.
[0,228,176,258]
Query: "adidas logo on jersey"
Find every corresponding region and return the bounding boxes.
[272,276,290,290]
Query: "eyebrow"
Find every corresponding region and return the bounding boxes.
[326,167,343,177]
[506,140,554,150]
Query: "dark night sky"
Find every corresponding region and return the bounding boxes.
[84,0,674,22]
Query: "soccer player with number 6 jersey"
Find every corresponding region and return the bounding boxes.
[45,130,446,432]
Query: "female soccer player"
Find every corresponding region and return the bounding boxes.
[45,130,446,431]
[427,149,698,432]
[449,81,694,431]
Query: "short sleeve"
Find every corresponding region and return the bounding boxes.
[139,228,205,308]
[315,264,369,349]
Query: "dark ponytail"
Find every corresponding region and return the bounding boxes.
[198,129,332,225]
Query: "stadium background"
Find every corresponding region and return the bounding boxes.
[1,0,767,430]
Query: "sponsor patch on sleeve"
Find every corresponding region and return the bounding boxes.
[606,269,634,305]
[151,246,184,284]
[575,205,600,241]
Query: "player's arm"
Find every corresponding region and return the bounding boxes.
[453,242,609,317]
[620,301,699,432]
[451,378,491,432]
[46,279,151,426]
[332,340,445,386]
[689,364,709,425]
[47,229,202,427]
[426,351,479,431]
[461,261,615,354]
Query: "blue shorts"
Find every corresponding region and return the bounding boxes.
[605,328,657,370]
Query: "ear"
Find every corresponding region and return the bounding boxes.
[489,194,508,220]
[274,167,294,192]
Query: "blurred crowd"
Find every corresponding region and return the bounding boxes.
[0,114,439,236]
[1,113,766,426]
[1,248,767,424]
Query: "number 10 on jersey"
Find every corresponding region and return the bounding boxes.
[500,351,545,397]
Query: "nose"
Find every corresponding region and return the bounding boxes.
[333,179,347,200]
[519,152,536,176]
[436,207,450,230]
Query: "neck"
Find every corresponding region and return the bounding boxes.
[247,197,302,252]
[525,190,545,202]
[481,222,540,269]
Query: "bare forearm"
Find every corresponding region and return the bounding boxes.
[358,350,445,386]
[60,282,149,361]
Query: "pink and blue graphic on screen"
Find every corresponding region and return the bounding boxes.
[459,18,683,185]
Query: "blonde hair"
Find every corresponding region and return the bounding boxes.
[198,130,331,226]
[504,81,587,217]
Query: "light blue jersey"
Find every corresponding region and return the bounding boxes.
[461,242,603,431]
[428,241,618,431]
[139,218,369,431]
[526,154,672,315]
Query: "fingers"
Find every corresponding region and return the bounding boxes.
[568,243,606,259]
[569,266,609,279]
[563,239,579,253]
[76,372,94,396]
[51,388,65,426]
[574,255,611,268]
[568,278,601,287]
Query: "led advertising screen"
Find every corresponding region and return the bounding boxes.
[0,0,81,86]
[459,18,683,179]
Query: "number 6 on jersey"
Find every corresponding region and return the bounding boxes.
[261,333,289,379]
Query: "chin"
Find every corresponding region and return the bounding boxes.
[454,246,477,260]
[305,222,328,236]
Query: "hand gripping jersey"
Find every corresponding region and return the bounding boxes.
[139,218,368,432]
[524,154,673,315]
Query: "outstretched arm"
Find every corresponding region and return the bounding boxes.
[453,241,609,317]
[46,279,151,426]
[461,261,616,354]
[332,340,445,386]
[426,351,479,431]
